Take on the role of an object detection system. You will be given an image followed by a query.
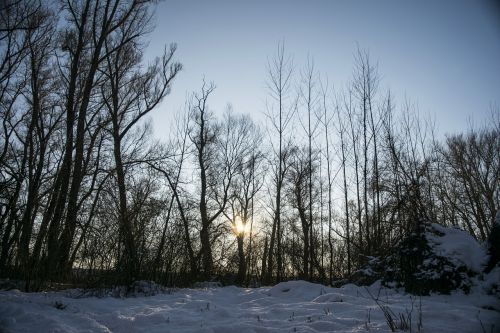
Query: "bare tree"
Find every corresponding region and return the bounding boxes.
[187,84,248,279]
[317,79,339,281]
[223,112,264,284]
[352,47,378,255]
[0,0,39,273]
[264,41,295,283]
[149,112,195,279]
[336,97,351,277]
[344,86,363,259]
[0,1,60,281]
[17,5,57,281]
[188,81,217,278]
[99,6,181,279]
[298,58,320,279]
[37,0,173,279]
[438,120,499,240]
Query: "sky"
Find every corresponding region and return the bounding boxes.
[145,0,500,141]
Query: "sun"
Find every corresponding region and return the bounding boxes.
[233,215,250,235]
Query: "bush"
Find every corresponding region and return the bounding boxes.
[485,213,500,273]
[389,226,475,295]
[353,223,479,295]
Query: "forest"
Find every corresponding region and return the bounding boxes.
[0,0,498,293]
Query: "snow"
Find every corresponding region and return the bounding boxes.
[1,280,498,333]
[427,223,487,272]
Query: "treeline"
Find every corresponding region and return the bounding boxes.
[0,0,498,290]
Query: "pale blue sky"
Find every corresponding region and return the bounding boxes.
[146,0,500,140]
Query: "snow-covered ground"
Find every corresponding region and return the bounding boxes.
[1,279,498,333]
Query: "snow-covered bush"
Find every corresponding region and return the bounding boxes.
[353,222,488,295]
[0,279,23,291]
[64,280,174,298]
[388,223,481,295]
[112,280,172,297]
[193,281,222,289]
[485,212,500,273]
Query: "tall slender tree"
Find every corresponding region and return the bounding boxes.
[264,42,295,283]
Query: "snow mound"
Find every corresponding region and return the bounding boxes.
[427,223,487,272]
[267,280,330,300]
[312,291,358,304]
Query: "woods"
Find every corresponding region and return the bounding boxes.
[0,0,498,290]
